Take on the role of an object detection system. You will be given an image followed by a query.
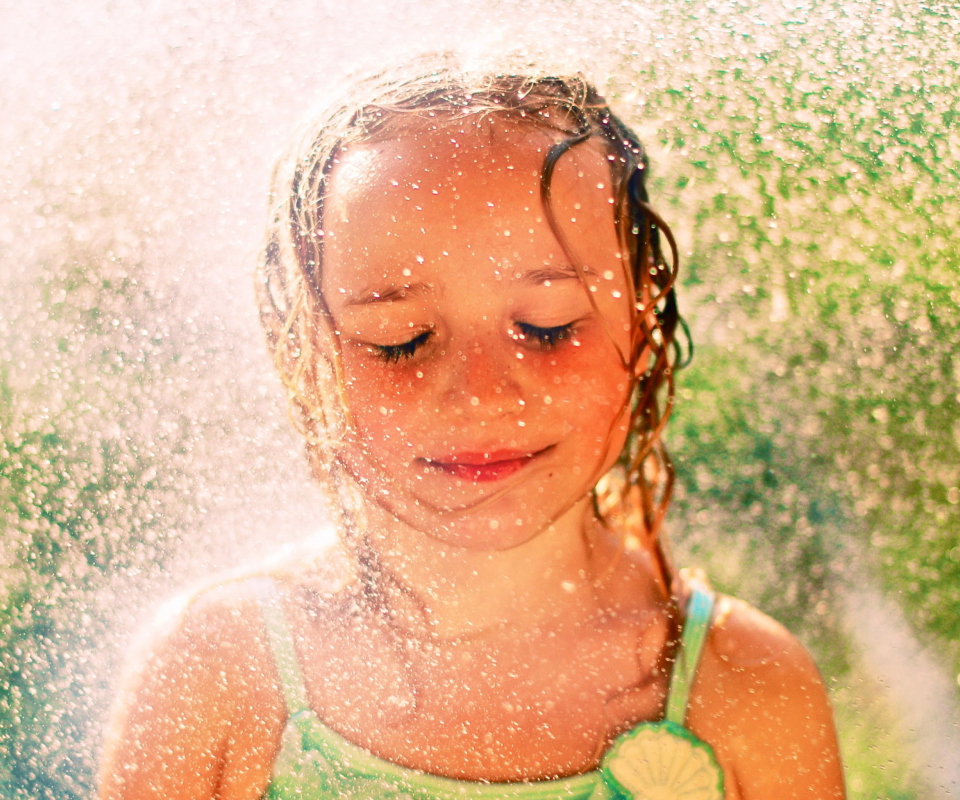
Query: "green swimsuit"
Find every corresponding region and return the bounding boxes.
[258,582,719,800]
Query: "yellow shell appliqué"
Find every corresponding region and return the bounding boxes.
[600,720,724,800]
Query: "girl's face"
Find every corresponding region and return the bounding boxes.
[321,118,634,550]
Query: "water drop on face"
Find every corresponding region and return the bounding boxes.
[488,519,499,530]
[603,270,614,280]
[402,268,412,277]
[470,396,480,406]
[543,395,552,405]
[416,371,423,378]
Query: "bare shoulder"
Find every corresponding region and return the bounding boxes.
[710,593,812,668]
[114,539,351,692]
[98,550,349,800]
[687,594,846,800]
[116,573,286,704]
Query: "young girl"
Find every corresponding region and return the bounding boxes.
[99,61,845,800]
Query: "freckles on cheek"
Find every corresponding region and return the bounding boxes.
[340,354,401,400]
[341,360,427,434]
[539,349,629,408]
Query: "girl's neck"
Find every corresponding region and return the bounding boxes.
[345,494,659,642]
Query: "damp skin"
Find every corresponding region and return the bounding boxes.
[98,111,845,800]
[322,122,634,553]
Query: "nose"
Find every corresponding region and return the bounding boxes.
[444,339,524,419]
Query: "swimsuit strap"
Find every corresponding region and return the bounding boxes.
[663,583,715,726]
[255,577,313,715]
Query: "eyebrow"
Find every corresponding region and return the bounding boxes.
[341,263,589,307]
[514,264,590,285]
[342,281,433,307]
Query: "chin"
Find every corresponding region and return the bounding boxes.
[402,486,592,553]
[339,448,598,551]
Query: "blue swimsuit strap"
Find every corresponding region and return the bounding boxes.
[257,578,313,715]
[664,583,716,726]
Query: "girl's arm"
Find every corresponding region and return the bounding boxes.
[98,588,285,800]
[693,597,846,799]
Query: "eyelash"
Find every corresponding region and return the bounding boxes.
[371,321,575,363]
[514,322,575,348]
[373,331,432,363]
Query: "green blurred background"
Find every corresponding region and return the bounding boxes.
[0,1,957,798]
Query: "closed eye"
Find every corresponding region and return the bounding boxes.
[513,322,575,348]
[372,330,432,362]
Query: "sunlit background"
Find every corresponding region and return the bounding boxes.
[1,1,958,797]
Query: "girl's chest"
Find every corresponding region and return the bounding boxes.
[295,613,674,782]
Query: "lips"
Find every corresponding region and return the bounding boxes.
[423,447,550,482]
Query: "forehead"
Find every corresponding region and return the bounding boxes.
[319,115,628,324]
[326,115,613,216]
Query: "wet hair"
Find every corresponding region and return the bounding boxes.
[257,56,685,588]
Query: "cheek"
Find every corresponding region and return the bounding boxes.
[339,356,422,440]
[530,343,632,429]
